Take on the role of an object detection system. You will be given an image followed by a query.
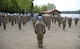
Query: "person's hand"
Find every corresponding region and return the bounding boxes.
[35,30,37,34]
[43,29,46,34]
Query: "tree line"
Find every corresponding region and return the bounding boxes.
[0,0,56,13]
[61,10,80,14]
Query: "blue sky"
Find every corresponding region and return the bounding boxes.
[34,0,80,11]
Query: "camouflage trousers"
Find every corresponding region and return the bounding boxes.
[9,18,10,22]
[11,21,14,26]
[63,24,66,30]
[58,22,61,27]
[54,19,56,24]
[3,23,6,30]
[47,23,51,30]
[18,23,21,30]
[23,21,26,26]
[52,19,53,23]
[37,34,44,48]
[44,22,47,27]
[33,22,36,29]
[75,21,78,26]
[68,22,72,28]
[15,19,17,24]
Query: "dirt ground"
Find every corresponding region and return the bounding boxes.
[0,21,80,49]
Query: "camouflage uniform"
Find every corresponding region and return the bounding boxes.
[68,18,72,28]
[42,16,47,26]
[53,16,57,24]
[35,17,46,48]
[75,18,79,26]
[62,18,66,30]
[11,16,14,26]
[14,16,17,24]
[4,16,8,24]
[46,16,51,30]
[51,15,54,23]
[25,16,30,22]
[8,16,11,23]
[32,16,36,29]
[22,16,26,26]
[57,17,63,27]
[17,17,22,30]
[2,17,7,30]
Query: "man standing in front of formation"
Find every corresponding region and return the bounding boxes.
[35,16,46,48]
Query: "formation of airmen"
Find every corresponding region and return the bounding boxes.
[32,14,79,48]
[0,14,30,30]
[0,13,79,48]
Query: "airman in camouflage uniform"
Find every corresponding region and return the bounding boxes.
[74,18,79,26]
[8,16,11,23]
[42,15,47,26]
[2,16,7,30]
[17,16,22,30]
[35,16,46,48]
[62,18,66,30]
[68,18,72,28]
[46,16,51,30]
[57,17,63,27]
[14,16,17,24]
[10,16,14,26]
[0,15,4,26]
[4,16,8,24]
[53,16,57,24]
[32,16,37,29]
[51,15,54,23]
[22,16,26,26]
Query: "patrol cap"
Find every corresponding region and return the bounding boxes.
[38,16,42,19]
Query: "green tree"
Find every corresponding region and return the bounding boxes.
[47,3,56,10]
[41,5,47,12]
[34,5,41,13]
[0,0,11,12]
[17,0,31,13]
[78,10,80,14]
[0,0,31,13]
[0,0,56,13]
[10,0,19,13]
